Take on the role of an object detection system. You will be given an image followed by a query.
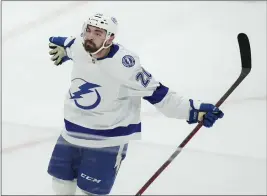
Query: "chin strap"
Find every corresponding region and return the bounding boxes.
[89,35,112,55]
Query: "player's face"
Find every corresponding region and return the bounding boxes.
[83,25,107,53]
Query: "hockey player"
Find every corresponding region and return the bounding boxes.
[47,13,224,195]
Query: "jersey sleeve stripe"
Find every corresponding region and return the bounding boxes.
[143,83,169,104]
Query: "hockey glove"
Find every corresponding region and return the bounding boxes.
[48,36,75,66]
[187,99,224,128]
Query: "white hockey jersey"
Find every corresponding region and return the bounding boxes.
[60,36,191,148]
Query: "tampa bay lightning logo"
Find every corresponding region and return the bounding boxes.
[122,55,135,68]
[69,78,101,110]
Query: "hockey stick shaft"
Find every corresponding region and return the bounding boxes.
[135,33,251,195]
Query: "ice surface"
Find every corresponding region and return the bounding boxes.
[1,1,266,195]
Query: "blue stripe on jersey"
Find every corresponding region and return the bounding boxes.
[143,83,169,104]
[97,44,120,60]
[64,119,141,138]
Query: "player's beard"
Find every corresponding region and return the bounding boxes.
[83,40,101,53]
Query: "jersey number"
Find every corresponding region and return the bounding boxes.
[136,68,152,87]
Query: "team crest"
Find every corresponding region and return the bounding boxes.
[122,55,135,68]
[69,78,101,110]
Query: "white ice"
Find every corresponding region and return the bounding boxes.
[1,1,266,195]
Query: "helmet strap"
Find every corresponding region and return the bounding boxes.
[89,34,112,55]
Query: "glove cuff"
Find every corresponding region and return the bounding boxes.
[49,36,76,48]
[187,99,199,124]
[64,36,76,47]
[65,48,72,59]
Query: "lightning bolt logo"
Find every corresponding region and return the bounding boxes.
[69,78,102,110]
[70,82,100,99]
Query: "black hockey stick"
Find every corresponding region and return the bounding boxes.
[136,33,252,195]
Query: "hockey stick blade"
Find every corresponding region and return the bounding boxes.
[135,33,252,195]
[216,33,252,108]
[238,33,252,79]
[238,33,251,69]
